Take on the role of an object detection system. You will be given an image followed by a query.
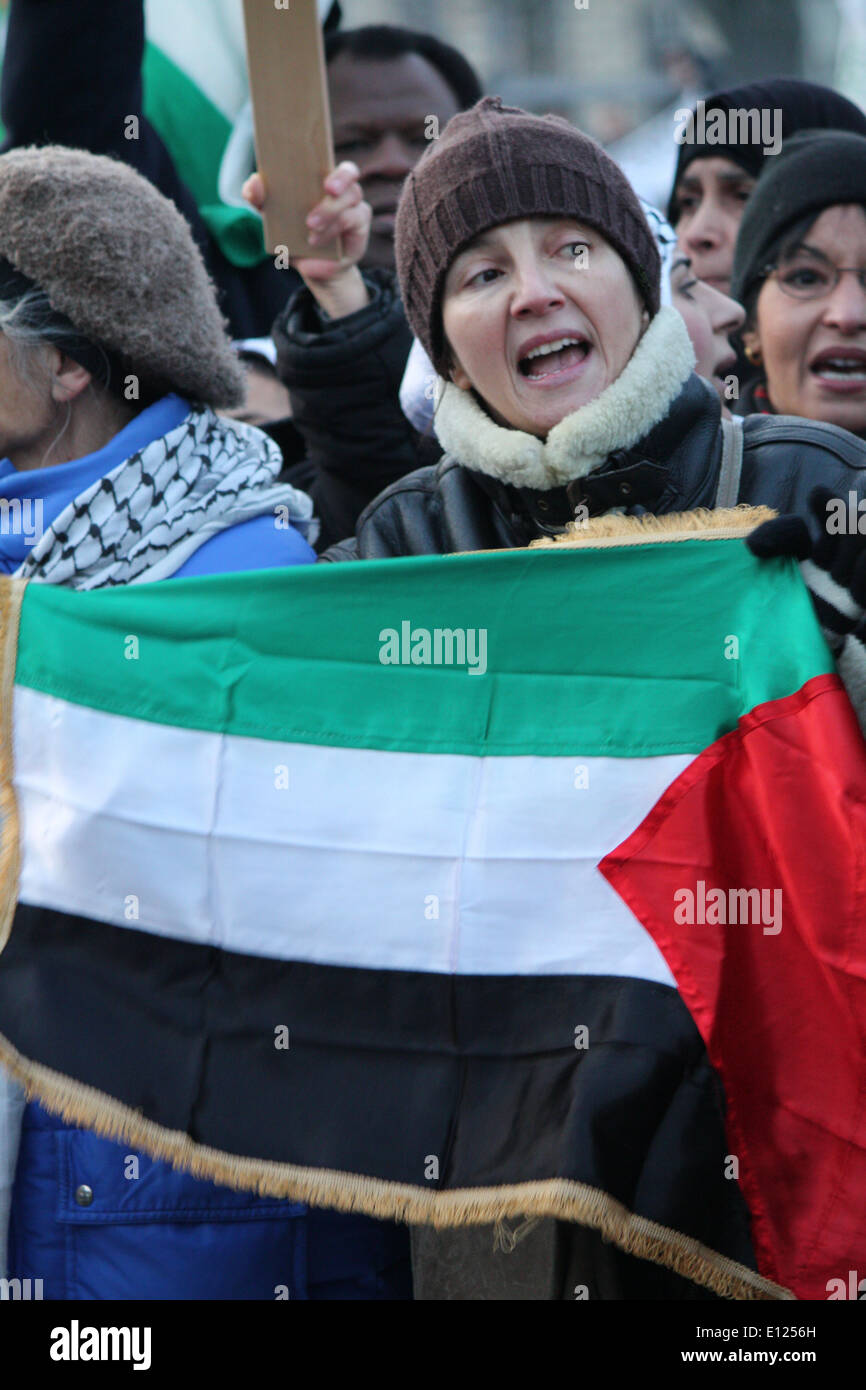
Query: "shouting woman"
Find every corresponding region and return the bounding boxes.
[731,129,866,436]
[281,95,866,1297]
[303,97,866,566]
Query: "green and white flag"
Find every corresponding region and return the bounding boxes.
[0,538,865,1299]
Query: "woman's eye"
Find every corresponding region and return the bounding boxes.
[561,241,590,259]
[466,266,500,287]
[676,194,697,214]
[783,267,827,288]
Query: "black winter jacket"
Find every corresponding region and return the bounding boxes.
[323,345,866,562]
[318,304,866,1301]
[273,269,428,552]
[0,0,297,337]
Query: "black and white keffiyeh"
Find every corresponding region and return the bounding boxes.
[15,407,318,588]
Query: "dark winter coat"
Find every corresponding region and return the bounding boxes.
[320,308,866,563]
[10,1103,411,1300]
[273,269,427,552]
[319,303,866,1299]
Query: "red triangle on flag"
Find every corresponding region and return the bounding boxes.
[600,672,866,1300]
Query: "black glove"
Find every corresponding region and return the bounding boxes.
[747,486,866,728]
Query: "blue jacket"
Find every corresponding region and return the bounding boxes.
[0,395,316,576]
[4,400,412,1299]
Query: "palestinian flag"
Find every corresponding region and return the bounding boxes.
[141,13,266,270]
[141,0,339,268]
[0,532,864,1301]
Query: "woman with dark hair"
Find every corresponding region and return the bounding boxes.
[731,129,866,437]
[668,78,866,297]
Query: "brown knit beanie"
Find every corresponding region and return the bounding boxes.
[0,146,245,408]
[396,96,661,378]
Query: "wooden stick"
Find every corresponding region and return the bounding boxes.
[241,0,342,261]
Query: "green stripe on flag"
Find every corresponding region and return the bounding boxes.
[14,543,833,757]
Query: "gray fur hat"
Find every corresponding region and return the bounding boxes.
[0,145,245,408]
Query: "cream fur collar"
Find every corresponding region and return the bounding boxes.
[432,306,696,491]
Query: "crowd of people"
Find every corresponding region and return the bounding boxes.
[1,0,866,1301]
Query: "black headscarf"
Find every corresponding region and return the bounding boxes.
[667,78,866,224]
[731,128,866,310]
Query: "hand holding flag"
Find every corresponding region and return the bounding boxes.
[747,486,866,732]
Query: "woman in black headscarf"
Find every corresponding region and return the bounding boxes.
[730,129,866,435]
[667,78,866,297]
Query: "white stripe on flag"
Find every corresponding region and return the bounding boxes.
[14,687,687,983]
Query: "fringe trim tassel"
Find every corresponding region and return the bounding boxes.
[529,504,778,549]
[0,571,793,1303]
[0,1034,793,1303]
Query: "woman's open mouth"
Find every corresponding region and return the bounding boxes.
[810,347,866,393]
[517,336,591,386]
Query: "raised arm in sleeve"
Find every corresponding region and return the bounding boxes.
[273,268,428,551]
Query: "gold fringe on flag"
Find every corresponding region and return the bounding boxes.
[0,1033,793,1302]
[529,504,778,550]
[0,568,795,1303]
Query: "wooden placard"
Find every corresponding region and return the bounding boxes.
[242,0,342,260]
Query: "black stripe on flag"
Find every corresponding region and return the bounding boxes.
[0,903,757,1280]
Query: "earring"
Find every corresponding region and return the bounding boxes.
[744,344,762,365]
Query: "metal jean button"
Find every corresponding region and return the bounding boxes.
[75,1184,94,1207]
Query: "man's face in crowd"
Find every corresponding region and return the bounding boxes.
[327,51,461,270]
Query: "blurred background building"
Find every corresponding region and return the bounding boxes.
[339,0,865,206]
